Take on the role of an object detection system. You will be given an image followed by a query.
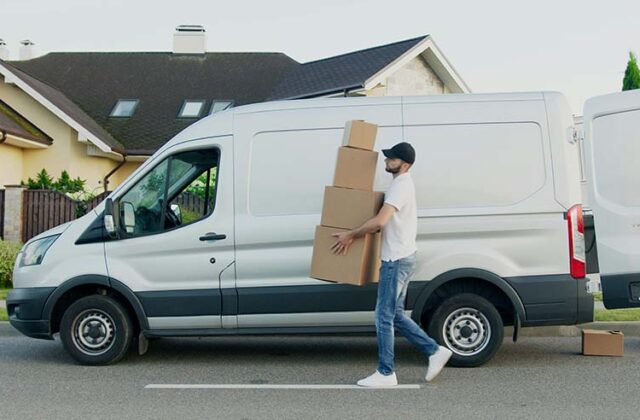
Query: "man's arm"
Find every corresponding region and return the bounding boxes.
[330,204,397,255]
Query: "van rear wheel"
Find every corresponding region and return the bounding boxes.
[427,293,503,367]
[60,295,133,365]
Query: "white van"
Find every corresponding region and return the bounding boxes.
[580,89,640,311]
[7,92,596,366]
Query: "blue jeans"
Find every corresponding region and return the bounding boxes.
[375,253,439,375]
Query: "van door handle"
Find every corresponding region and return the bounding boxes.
[199,232,227,241]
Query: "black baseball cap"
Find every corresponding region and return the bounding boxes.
[382,142,415,165]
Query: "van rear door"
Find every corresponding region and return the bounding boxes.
[582,89,640,309]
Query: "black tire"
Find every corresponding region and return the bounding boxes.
[427,293,504,367]
[60,295,133,365]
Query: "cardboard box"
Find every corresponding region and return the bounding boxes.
[321,187,384,230]
[342,120,378,150]
[310,225,381,286]
[582,329,624,356]
[333,147,378,191]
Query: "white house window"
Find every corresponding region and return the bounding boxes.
[210,100,234,114]
[110,99,139,117]
[179,100,206,118]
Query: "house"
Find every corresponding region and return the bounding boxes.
[0,26,469,192]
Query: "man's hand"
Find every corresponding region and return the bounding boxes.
[328,204,397,256]
[331,231,355,256]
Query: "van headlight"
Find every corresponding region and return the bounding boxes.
[19,235,60,267]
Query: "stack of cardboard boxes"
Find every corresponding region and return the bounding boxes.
[310,120,384,286]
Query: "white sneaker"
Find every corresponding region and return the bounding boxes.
[426,346,453,382]
[357,370,398,387]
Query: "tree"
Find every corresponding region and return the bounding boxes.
[622,51,640,91]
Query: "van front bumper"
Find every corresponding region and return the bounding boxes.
[6,287,56,340]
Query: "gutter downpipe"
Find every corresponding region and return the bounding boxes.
[103,154,127,193]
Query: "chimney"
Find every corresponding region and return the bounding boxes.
[19,39,35,60]
[173,25,206,55]
[0,39,9,60]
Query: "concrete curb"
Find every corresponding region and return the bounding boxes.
[509,322,640,338]
[2,321,640,339]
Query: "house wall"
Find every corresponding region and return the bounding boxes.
[66,131,117,194]
[0,143,24,187]
[0,77,121,191]
[110,161,143,188]
[366,55,446,97]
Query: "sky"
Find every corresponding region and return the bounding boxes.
[2,0,639,113]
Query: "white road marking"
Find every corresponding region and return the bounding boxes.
[145,384,423,390]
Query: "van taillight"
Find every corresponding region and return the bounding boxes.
[567,204,586,279]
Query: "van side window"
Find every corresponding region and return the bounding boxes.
[118,148,219,236]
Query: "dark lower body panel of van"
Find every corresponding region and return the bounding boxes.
[505,275,593,326]
[6,287,56,339]
[6,275,593,340]
[140,274,594,335]
[601,273,640,309]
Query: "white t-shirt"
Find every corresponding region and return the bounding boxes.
[381,172,418,262]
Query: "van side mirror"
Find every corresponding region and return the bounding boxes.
[170,203,182,224]
[122,201,136,233]
[104,198,117,238]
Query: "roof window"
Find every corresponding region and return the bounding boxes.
[210,100,234,114]
[110,99,139,117]
[179,100,206,118]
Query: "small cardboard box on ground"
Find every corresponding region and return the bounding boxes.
[310,226,381,286]
[321,187,384,230]
[582,329,624,356]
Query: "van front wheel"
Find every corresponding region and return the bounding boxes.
[427,293,503,367]
[60,295,133,365]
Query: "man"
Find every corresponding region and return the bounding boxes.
[331,142,452,387]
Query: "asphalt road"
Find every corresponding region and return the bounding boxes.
[1,325,638,420]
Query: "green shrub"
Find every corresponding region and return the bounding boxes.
[53,170,86,194]
[0,241,22,288]
[25,169,87,194]
[26,168,54,190]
